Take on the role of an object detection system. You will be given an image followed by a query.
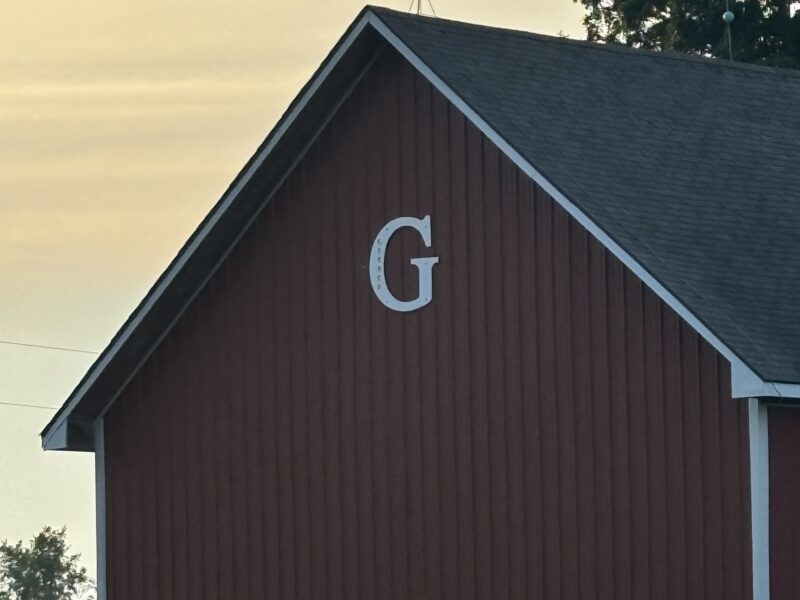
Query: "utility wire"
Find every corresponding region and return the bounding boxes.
[0,339,99,355]
[0,339,96,412]
[0,340,93,412]
[0,400,58,410]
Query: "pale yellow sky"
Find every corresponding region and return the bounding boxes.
[0,0,585,580]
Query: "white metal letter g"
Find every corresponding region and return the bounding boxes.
[369,215,439,312]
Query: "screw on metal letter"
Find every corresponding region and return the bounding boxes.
[369,215,439,312]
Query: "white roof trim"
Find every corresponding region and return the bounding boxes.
[771,382,800,397]
[367,12,794,400]
[733,363,800,398]
[42,10,799,447]
[45,420,69,451]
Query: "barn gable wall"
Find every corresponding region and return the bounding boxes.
[103,48,752,600]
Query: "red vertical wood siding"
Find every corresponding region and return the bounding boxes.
[103,48,753,599]
[769,406,800,599]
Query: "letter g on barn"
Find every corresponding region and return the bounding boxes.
[369,215,439,312]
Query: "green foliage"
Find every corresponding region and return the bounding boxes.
[575,0,800,67]
[0,527,93,600]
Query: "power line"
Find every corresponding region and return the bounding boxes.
[0,339,99,355]
[0,339,95,412]
[0,400,58,410]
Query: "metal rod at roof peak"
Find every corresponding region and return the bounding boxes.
[723,0,735,60]
[407,0,437,17]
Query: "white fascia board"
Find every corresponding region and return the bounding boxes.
[749,398,770,600]
[771,382,800,397]
[734,364,800,399]
[733,363,775,398]
[44,420,69,451]
[367,12,797,400]
[41,13,374,451]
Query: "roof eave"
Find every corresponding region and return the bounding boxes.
[43,417,94,452]
[733,364,800,400]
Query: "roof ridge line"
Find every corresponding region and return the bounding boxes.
[367,5,800,79]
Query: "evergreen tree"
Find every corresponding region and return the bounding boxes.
[0,527,93,600]
[575,0,800,67]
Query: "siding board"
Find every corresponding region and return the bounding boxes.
[643,287,668,600]
[554,204,579,600]
[417,75,443,600]
[127,379,145,600]
[519,172,543,600]
[681,321,705,600]
[240,230,265,600]
[384,69,407,600]
[183,305,204,600]
[589,236,614,599]
[625,272,649,600]
[700,341,723,600]
[501,156,527,600]
[449,104,476,600]
[305,141,328,600]
[353,83,378,600]
[431,80,458,600]
[572,221,596,600]
[228,252,250,600]
[769,406,800,599]
[662,306,687,600]
[154,348,173,600]
[607,254,632,600]
[366,63,393,600]
[535,184,561,600]
[103,49,753,600]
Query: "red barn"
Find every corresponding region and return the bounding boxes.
[42,7,800,600]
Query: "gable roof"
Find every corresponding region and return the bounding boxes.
[42,6,800,450]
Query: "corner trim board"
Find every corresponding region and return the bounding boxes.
[749,398,770,600]
[94,416,107,600]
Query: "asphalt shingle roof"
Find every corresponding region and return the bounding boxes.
[374,7,800,384]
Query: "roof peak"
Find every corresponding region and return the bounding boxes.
[367,4,800,79]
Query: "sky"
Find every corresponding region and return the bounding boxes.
[0,0,585,581]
